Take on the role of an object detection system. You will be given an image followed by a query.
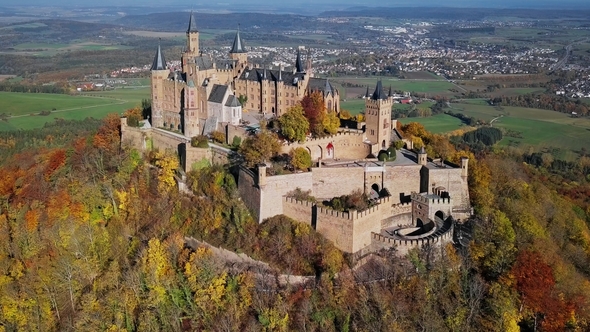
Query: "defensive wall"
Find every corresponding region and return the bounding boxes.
[120,118,228,171]
[282,196,414,254]
[370,225,454,257]
[281,131,369,161]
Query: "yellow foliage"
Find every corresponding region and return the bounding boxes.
[154,151,180,192]
[116,190,128,211]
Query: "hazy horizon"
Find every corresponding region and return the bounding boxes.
[1,0,590,10]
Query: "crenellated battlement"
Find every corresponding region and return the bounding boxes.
[411,192,451,205]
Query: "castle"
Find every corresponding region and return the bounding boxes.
[121,12,472,257]
[149,12,339,138]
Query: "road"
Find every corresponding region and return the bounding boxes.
[549,38,590,71]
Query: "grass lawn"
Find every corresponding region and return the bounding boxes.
[0,87,150,131]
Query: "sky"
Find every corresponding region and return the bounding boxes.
[1,0,589,9]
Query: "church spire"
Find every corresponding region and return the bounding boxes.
[151,39,167,71]
[187,11,198,33]
[295,49,304,73]
[230,24,246,53]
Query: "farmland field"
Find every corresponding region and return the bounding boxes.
[403,100,590,159]
[0,87,149,131]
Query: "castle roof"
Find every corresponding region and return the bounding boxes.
[208,84,229,103]
[230,26,246,53]
[295,49,304,73]
[216,59,237,70]
[187,11,198,33]
[364,86,370,98]
[225,95,241,107]
[194,56,214,70]
[151,42,167,71]
[239,67,305,85]
[371,80,387,100]
[308,77,335,96]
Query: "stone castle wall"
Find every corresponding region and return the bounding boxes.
[383,165,423,204]
[238,167,261,222]
[425,167,470,218]
[371,226,454,257]
[311,167,366,199]
[282,196,395,254]
[281,131,369,161]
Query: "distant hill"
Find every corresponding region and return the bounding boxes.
[319,7,590,20]
[115,12,319,32]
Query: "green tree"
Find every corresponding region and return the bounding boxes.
[290,147,312,171]
[279,105,309,142]
[239,130,281,167]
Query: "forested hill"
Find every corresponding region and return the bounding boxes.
[319,7,590,19]
[1,116,590,330]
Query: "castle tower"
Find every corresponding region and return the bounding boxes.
[229,25,248,72]
[461,157,469,177]
[365,81,393,152]
[305,50,314,78]
[275,64,285,116]
[418,146,427,166]
[150,41,168,129]
[183,80,200,138]
[186,11,200,56]
[260,67,271,114]
[295,49,305,73]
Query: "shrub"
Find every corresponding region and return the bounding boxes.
[210,130,226,144]
[231,135,242,148]
[191,135,209,148]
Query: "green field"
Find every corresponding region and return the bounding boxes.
[403,101,590,159]
[0,88,149,131]
[335,77,456,93]
[340,99,432,116]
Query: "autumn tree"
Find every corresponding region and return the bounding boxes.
[239,130,281,167]
[290,147,312,171]
[123,106,143,127]
[279,105,309,142]
[301,91,327,136]
[322,111,340,135]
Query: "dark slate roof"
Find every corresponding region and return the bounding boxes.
[371,81,387,100]
[194,56,214,70]
[208,84,228,103]
[230,27,246,53]
[295,49,304,73]
[364,86,370,98]
[225,95,241,107]
[239,68,306,85]
[216,59,237,70]
[419,146,426,154]
[388,85,393,97]
[187,11,198,33]
[308,77,334,96]
[151,43,167,71]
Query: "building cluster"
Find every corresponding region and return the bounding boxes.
[148,12,339,138]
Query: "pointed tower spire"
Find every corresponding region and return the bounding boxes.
[364,86,370,99]
[278,64,283,81]
[230,24,246,53]
[151,39,167,71]
[187,11,198,33]
[295,49,304,73]
[371,80,386,100]
[388,85,393,97]
[324,79,333,96]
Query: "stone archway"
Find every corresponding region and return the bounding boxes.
[435,210,445,221]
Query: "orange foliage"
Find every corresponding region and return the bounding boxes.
[300,91,326,135]
[44,149,67,181]
[93,113,121,152]
[24,209,40,232]
[47,190,71,226]
[0,167,24,197]
[512,250,576,331]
